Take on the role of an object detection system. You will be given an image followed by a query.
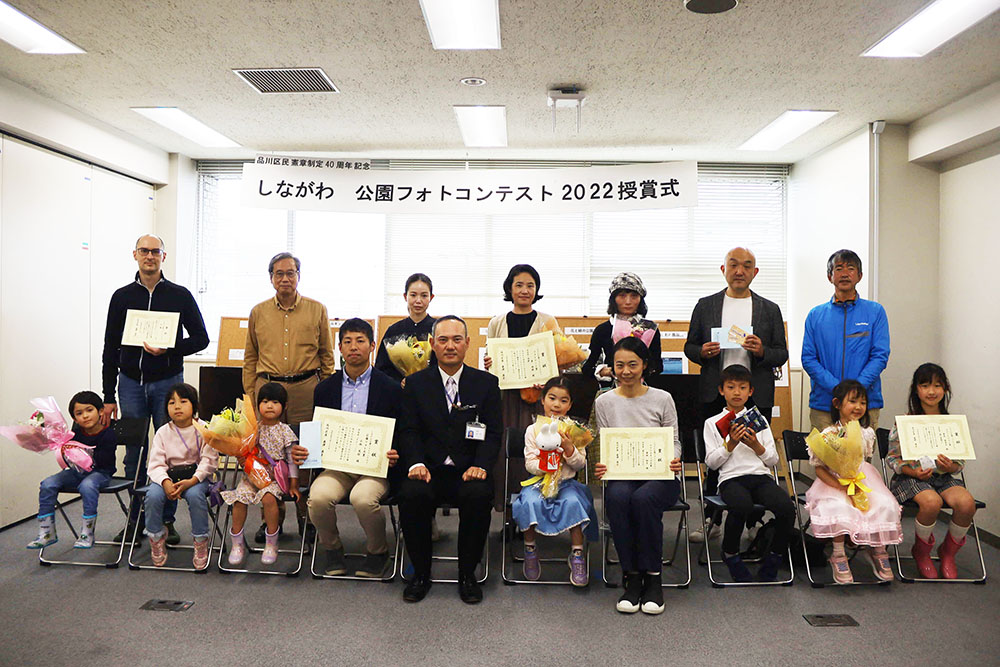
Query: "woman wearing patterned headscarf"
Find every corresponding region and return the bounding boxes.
[582,272,663,384]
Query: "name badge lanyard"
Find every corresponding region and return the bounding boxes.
[171,423,202,462]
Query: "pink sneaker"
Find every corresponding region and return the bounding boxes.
[829,552,853,584]
[149,533,167,567]
[192,538,209,570]
[864,547,893,581]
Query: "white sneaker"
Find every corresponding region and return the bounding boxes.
[689,527,705,543]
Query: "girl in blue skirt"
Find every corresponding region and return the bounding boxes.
[513,376,598,586]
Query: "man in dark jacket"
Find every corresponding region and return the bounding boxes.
[291,318,402,579]
[101,234,209,542]
[685,247,788,421]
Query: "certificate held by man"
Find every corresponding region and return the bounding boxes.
[121,309,180,348]
[599,427,675,480]
[895,414,976,461]
[486,330,559,390]
[307,406,396,478]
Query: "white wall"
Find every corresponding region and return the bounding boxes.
[874,124,940,419]
[939,150,1000,535]
[787,128,871,368]
[0,136,154,527]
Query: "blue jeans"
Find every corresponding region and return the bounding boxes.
[606,479,681,573]
[39,468,113,518]
[144,480,211,540]
[118,371,182,523]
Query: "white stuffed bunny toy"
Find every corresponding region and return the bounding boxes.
[535,422,562,473]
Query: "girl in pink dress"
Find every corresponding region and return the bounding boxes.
[806,380,902,584]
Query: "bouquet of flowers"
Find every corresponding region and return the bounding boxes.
[542,320,587,369]
[522,415,594,499]
[196,395,271,490]
[805,420,871,511]
[384,334,433,377]
[611,317,657,348]
[0,396,94,473]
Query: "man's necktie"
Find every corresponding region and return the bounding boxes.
[446,376,457,412]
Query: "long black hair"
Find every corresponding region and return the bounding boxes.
[908,363,951,415]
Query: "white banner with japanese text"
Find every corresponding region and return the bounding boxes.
[241,160,697,214]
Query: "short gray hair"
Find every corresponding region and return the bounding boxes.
[432,315,468,338]
[268,252,301,275]
[135,234,165,252]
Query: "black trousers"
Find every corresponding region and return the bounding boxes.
[718,474,795,556]
[398,467,493,577]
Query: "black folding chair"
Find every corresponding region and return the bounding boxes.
[39,418,148,568]
[695,428,794,587]
[501,427,591,585]
[782,429,889,588]
[214,454,310,576]
[874,428,987,584]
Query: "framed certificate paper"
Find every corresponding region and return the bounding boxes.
[311,407,396,478]
[895,415,976,461]
[600,427,674,480]
[121,309,180,348]
[486,331,559,390]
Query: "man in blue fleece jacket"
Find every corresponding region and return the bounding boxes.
[802,249,890,430]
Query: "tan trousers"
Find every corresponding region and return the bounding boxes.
[253,373,319,427]
[307,470,389,554]
[809,408,880,432]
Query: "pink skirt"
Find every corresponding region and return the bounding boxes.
[805,462,902,546]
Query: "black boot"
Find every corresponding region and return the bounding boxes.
[616,572,642,613]
[640,572,664,615]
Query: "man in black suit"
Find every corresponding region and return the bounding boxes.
[684,247,788,422]
[290,318,401,579]
[397,315,502,604]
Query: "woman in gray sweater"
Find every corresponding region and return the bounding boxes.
[595,337,682,616]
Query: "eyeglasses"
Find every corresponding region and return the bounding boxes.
[136,247,163,256]
[272,270,298,279]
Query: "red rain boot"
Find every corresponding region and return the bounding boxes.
[911,534,938,579]
[936,533,965,580]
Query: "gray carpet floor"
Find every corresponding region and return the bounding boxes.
[1,486,997,667]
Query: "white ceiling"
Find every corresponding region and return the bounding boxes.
[2,0,999,163]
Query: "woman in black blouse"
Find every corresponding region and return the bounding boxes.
[582,272,663,385]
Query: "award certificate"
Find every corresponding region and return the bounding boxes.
[896,415,976,461]
[311,407,396,478]
[600,427,675,480]
[487,331,559,390]
[121,309,180,349]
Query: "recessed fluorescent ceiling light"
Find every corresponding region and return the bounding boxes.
[420,0,500,49]
[132,108,240,148]
[0,0,84,54]
[738,110,837,151]
[453,106,507,147]
[863,0,1000,58]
